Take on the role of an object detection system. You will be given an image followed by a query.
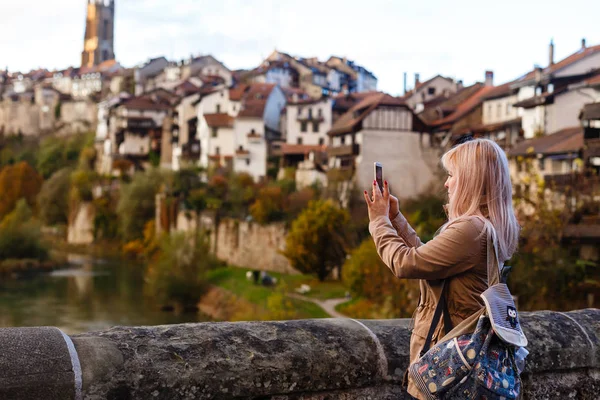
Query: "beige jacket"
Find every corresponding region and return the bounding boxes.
[369,213,489,399]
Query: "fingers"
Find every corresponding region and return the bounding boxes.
[363,190,373,206]
[372,180,382,199]
[383,180,390,200]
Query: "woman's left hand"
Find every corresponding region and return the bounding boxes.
[363,180,390,221]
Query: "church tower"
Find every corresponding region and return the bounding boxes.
[81,0,115,68]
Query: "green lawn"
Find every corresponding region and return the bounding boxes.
[206,266,347,319]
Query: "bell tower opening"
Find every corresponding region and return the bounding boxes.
[81,0,115,68]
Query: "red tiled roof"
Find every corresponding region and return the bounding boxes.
[547,45,600,74]
[280,144,327,155]
[508,126,583,157]
[237,83,277,118]
[329,92,407,135]
[229,84,248,101]
[430,85,496,127]
[204,113,234,128]
[123,96,171,111]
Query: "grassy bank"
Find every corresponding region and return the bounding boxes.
[205,267,349,319]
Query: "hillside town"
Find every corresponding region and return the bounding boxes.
[0,0,598,261]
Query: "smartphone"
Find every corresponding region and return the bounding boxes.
[374,162,383,193]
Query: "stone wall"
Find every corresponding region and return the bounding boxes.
[67,202,95,245]
[214,218,297,274]
[1,309,599,399]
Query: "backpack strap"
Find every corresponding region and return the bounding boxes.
[420,280,453,357]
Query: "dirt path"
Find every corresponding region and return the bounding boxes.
[287,293,349,318]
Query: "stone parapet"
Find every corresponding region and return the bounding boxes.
[0,309,599,399]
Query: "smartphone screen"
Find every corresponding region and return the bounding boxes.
[374,162,383,193]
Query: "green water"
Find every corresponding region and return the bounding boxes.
[0,255,210,334]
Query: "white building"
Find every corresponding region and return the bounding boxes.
[513,40,600,139]
[233,84,286,181]
[404,74,458,112]
[327,92,437,202]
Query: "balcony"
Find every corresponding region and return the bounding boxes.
[327,144,359,158]
[235,148,250,159]
[181,140,200,159]
[247,132,262,144]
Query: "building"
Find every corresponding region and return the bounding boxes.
[81,0,115,68]
[403,74,458,112]
[279,96,332,171]
[233,84,286,181]
[181,55,233,86]
[134,57,170,96]
[327,92,436,202]
[103,89,178,172]
[512,39,600,139]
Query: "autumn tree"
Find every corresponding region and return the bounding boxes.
[282,200,351,281]
[342,238,419,317]
[117,170,164,241]
[0,161,43,221]
[37,168,72,226]
[0,199,48,260]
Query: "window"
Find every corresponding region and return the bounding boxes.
[297,108,301,117]
[103,20,109,41]
[312,122,319,132]
[538,157,545,171]
[297,137,303,145]
[487,104,492,119]
[246,159,250,166]
[216,104,221,113]
[318,108,323,117]
[497,104,502,119]
[211,127,218,138]
[308,109,313,120]
[215,147,220,155]
[301,122,307,132]
[506,103,511,116]
[427,87,436,95]
[319,138,325,145]
[341,136,346,145]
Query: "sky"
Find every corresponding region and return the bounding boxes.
[1,0,599,96]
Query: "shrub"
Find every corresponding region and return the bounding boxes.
[144,231,218,309]
[0,200,48,260]
[249,185,285,224]
[38,168,72,226]
[0,161,43,220]
[342,238,419,317]
[117,170,164,241]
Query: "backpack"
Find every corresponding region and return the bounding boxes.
[408,222,529,400]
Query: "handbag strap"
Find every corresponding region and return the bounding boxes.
[420,280,453,357]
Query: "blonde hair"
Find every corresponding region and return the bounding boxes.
[441,138,520,262]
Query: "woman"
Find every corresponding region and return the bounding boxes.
[363,138,520,399]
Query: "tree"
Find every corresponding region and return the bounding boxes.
[282,200,351,281]
[38,168,71,226]
[0,200,48,260]
[342,238,419,317]
[144,231,218,309]
[249,185,285,224]
[0,161,43,221]
[117,170,164,241]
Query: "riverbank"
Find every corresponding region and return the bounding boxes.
[0,258,64,278]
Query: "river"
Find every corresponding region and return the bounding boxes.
[0,254,210,334]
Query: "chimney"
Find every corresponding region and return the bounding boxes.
[582,38,587,49]
[403,72,407,95]
[457,80,464,90]
[549,39,554,66]
[534,66,543,83]
[485,70,494,87]
[414,73,420,88]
